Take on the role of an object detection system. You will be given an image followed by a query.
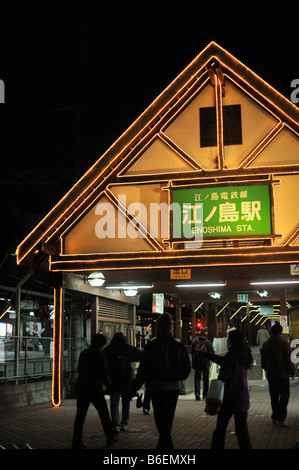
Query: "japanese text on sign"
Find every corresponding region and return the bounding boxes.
[172,185,272,239]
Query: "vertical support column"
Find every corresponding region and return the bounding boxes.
[14,285,21,383]
[215,74,224,170]
[175,299,182,342]
[70,292,84,397]
[280,289,288,340]
[128,304,136,345]
[14,269,33,382]
[52,286,64,407]
[191,303,196,340]
[280,289,287,316]
[91,296,99,339]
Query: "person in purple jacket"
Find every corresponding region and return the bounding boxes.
[201,329,253,449]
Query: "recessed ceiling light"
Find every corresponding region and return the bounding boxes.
[250,280,299,286]
[105,284,153,289]
[176,282,226,288]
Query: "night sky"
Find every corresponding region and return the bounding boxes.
[0,0,298,257]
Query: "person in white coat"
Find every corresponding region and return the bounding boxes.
[256,325,269,351]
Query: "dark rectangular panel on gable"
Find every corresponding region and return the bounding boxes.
[199,106,217,147]
[223,104,242,146]
[200,104,242,147]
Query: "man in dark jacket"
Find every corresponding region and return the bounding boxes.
[72,333,117,448]
[191,327,214,400]
[130,313,191,449]
[104,332,142,432]
[261,323,296,427]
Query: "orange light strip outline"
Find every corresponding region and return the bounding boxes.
[117,102,298,191]
[11,67,204,258]
[159,77,211,135]
[224,73,299,168]
[215,73,298,171]
[213,42,299,122]
[240,121,284,169]
[54,197,295,260]
[117,73,210,178]
[52,287,63,407]
[215,74,225,170]
[49,247,299,273]
[158,71,297,176]
[224,73,299,131]
[158,70,297,173]
[158,132,203,171]
[42,153,131,246]
[49,258,299,272]
[159,76,211,134]
[59,190,105,246]
[117,133,199,178]
[162,180,175,250]
[16,59,212,263]
[158,131,204,171]
[117,164,299,185]
[59,187,163,256]
[160,177,279,248]
[51,243,298,266]
[55,129,284,254]
[105,189,164,252]
[55,178,295,259]
[107,181,173,252]
[285,224,299,246]
[58,189,165,258]
[16,42,299,264]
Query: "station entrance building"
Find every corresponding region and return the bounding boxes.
[16,42,299,406]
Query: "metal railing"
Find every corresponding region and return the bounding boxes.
[0,336,79,384]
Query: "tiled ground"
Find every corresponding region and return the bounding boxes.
[1,381,299,451]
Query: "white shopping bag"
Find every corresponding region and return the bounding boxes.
[204,379,224,415]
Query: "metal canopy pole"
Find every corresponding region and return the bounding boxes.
[14,269,34,382]
[175,299,182,342]
[52,286,65,407]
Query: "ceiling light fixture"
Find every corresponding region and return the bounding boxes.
[209,292,222,299]
[176,282,226,288]
[257,290,270,297]
[123,289,138,297]
[86,272,105,287]
[250,280,299,286]
[105,284,153,289]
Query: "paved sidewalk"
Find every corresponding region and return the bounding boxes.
[0,380,299,453]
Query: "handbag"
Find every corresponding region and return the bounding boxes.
[204,379,224,415]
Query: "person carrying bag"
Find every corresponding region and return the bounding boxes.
[199,329,253,449]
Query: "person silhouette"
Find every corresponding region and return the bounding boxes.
[104,332,142,432]
[130,313,191,449]
[72,333,117,448]
[201,329,253,449]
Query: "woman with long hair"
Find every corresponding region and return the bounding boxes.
[202,329,253,449]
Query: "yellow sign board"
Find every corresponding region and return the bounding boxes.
[170,268,191,280]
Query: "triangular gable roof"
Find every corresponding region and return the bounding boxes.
[16,41,299,266]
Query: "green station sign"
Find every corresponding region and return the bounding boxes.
[172,184,272,240]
